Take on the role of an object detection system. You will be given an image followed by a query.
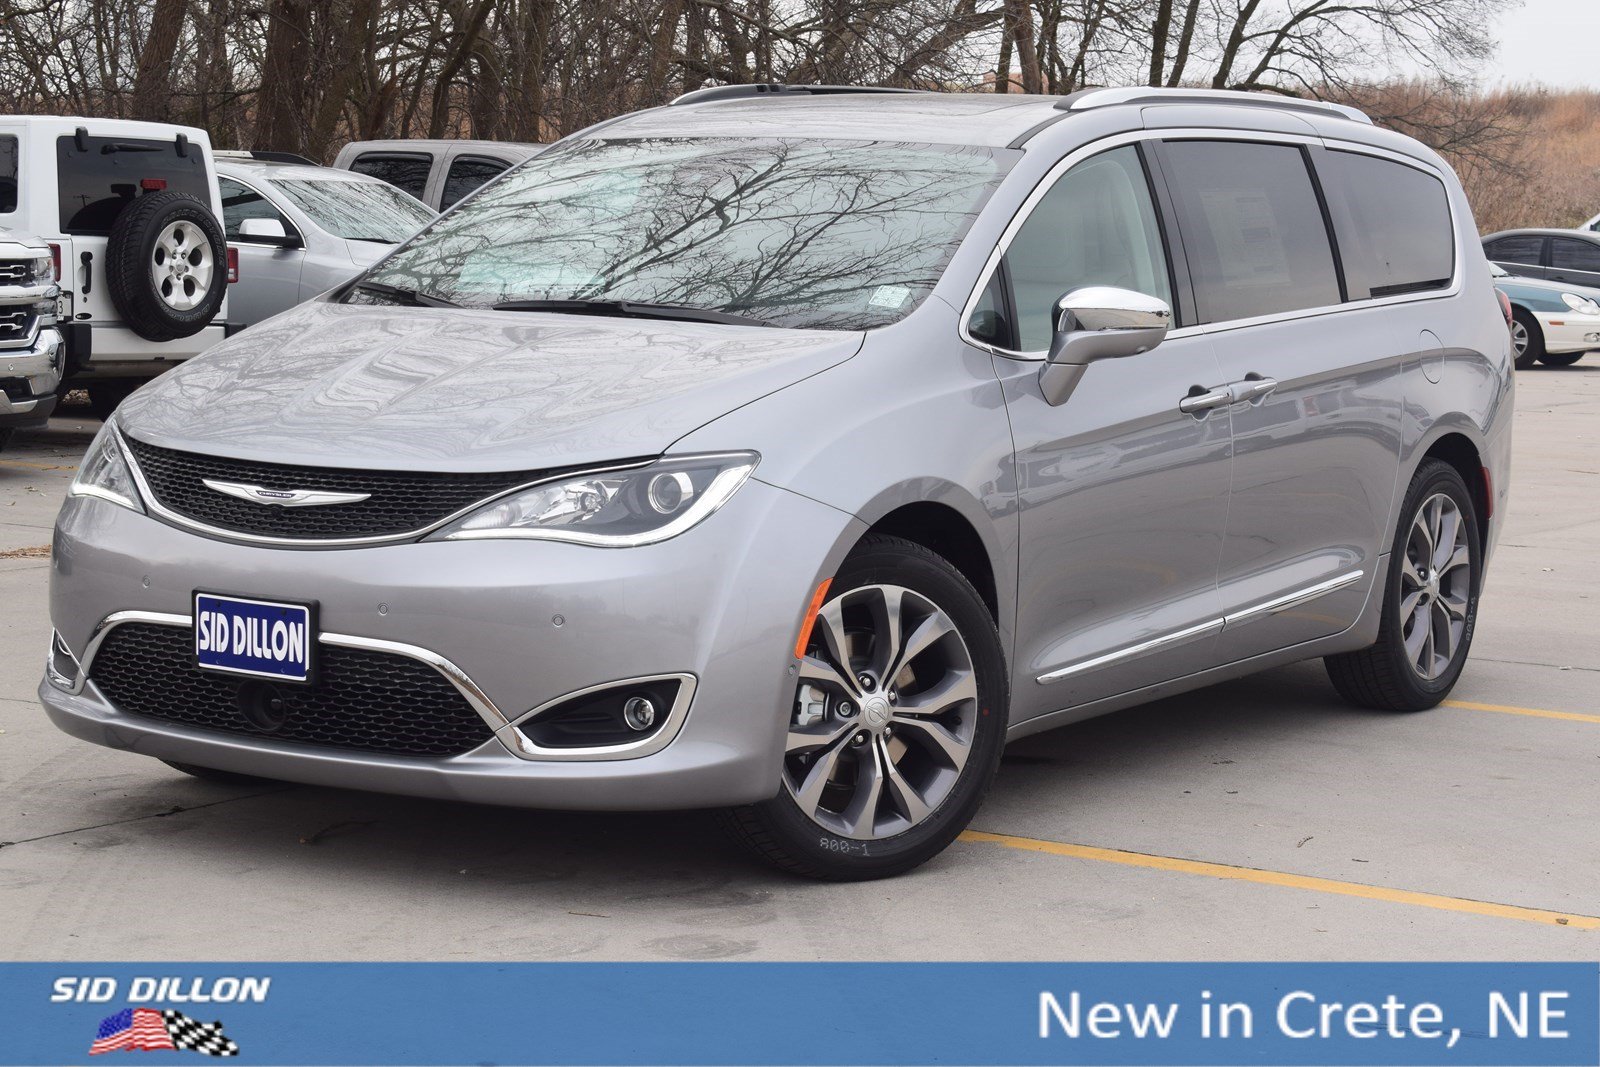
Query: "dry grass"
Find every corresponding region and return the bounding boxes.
[1465,88,1600,232]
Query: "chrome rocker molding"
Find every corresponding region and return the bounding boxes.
[48,611,696,763]
[1036,570,1364,684]
[110,423,652,550]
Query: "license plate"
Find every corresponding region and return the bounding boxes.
[194,593,314,682]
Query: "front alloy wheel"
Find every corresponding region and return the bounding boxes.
[721,535,1007,879]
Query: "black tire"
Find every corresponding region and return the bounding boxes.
[1538,349,1585,367]
[719,534,1008,880]
[161,759,278,786]
[1325,459,1482,711]
[87,380,139,422]
[105,191,227,342]
[1511,308,1543,370]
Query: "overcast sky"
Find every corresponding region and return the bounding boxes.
[1478,0,1600,88]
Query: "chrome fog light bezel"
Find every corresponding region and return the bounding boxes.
[503,674,698,761]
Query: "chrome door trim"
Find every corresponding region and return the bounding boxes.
[501,674,699,762]
[1220,570,1365,629]
[1035,618,1223,685]
[956,127,1463,361]
[1032,569,1366,684]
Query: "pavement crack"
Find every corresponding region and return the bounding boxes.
[1478,655,1600,674]
[0,787,294,851]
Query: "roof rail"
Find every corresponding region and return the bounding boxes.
[670,83,925,106]
[1058,87,1371,125]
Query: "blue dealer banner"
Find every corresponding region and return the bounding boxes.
[2,962,1595,1066]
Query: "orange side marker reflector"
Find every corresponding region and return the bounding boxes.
[794,579,833,659]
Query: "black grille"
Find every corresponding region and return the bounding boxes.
[123,435,552,541]
[90,623,494,757]
[0,306,35,344]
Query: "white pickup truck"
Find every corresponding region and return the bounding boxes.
[0,116,234,422]
[0,227,63,452]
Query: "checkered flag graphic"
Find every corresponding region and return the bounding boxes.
[162,1011,241,1057]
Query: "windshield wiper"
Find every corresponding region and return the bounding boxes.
[349,280,458,308]
[490,298,775,328]
[347,237,397,245]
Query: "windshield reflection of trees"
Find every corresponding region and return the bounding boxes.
[366,138,1008,330]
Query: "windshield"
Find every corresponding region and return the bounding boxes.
[355,137,1016,330]
[272,178,435,243]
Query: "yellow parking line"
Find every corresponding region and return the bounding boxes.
[1444,699,1600,725]
[959,830,1599,930]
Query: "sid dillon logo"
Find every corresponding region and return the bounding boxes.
[54,976,266,1058]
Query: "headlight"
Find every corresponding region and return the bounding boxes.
[67,424,144,513]
[430,452,758,546]
[1560,292,1600,316]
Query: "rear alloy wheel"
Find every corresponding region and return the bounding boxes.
[1325,460,1481,710]
[1510,309,1543,370]
[720,536,1007,879]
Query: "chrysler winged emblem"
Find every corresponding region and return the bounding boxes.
[202,478,371,508]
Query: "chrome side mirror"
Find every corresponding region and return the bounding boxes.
[1039,286,1172,406]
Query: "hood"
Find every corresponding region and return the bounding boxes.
[120,301,863,472]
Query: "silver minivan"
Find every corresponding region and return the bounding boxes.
[40,87,1513,879]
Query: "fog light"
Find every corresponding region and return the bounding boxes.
[622,695,657,732]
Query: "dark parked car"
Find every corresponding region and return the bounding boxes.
[1483,228,1600,292]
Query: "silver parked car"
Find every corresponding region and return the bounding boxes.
[331,139,543,211]
[41,87,1513,879]
[216,155,435,328]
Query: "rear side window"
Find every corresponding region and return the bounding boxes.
[56,134,211,235]
[1319,150,1454,299]
[1484,235,1544,264]
[0,136,16,213]
[441,156,508,209]
[349,152,431,200]
[998,145,1173,351]
[1162,140,1341,323]
[218,177,291,240]
[1550,237,1600,273]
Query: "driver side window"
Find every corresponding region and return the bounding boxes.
[980,145,1173,352]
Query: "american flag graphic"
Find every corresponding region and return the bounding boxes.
[89,1007,240,1057]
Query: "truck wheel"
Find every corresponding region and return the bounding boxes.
[105,191,226,342]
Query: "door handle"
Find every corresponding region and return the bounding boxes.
[1179,386,1232,415]
[1229,375,1278,404]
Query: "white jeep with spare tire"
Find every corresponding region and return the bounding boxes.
[0,116,233,422]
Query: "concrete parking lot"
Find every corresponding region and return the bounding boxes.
[2,371,1596,962]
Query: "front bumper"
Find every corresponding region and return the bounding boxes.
[1536,311,1600,354]
[42,476,862,810]
[0,327,64,427]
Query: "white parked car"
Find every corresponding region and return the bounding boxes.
[1490,263,1600,368]
[0,116,232,419]
[216,154,435,328]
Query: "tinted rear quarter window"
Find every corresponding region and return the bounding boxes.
[1319,150,1454,299]
[56,134,211,234]
[0,136,16,213]
[1485,235,1545,264]
[441,156,508,209]
[350,152,432,200]
[1162,140,1341,323]
[1550,237,1600,272]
